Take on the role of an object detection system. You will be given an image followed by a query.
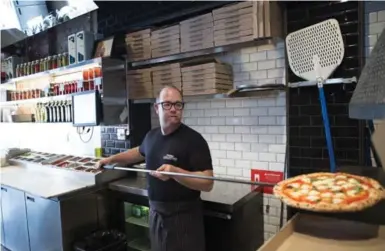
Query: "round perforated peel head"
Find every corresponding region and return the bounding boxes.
[286,19,345,82]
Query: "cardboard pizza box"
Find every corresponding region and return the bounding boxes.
[371,121,385,171]
[258,213,385,251]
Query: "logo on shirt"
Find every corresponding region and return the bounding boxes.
[163,154,178,162]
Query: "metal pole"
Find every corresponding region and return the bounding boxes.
[106,166,276,187]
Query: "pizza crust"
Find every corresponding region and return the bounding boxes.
[273,172,385,213]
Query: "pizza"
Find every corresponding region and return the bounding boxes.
[273,172,385,212]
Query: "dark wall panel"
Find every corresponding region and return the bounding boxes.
[286,1,365,176]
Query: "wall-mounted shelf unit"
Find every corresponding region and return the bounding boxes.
[0,94,72,106]
[1,58,102,87]
[127,38,274,69]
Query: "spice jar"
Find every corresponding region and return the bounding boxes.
[52,55,58,69]
[40,59,45,72]
[34,60,40,73]
[56,54,62,68]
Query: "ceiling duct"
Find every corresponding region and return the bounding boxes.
[349,28,385,120]
[1,28,27,49]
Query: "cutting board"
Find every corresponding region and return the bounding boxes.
[371,122,385,172]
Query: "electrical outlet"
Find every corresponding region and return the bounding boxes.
[117,128,126,140]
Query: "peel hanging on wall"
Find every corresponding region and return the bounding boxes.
[286,18,345,173]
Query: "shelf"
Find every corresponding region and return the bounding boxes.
[1,58,101,85]
[125,217,149,228]
[0,94,72,106]
[288,77,357,88]
[128,37,273,68]
[127,238,151,251]
[132,84,286,103]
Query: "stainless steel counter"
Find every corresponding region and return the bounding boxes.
[109,177,261,213]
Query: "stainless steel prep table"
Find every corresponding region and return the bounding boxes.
[108,176,265,251]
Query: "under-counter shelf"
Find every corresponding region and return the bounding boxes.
[126,217,149,228]
[127,238,151,251]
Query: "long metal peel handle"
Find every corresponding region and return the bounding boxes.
[108,165,276,187]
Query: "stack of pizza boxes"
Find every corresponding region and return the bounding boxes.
[151,25,181,58]
[127,68,153,99]
[181,61,233,96]
[125,29,152,61]
[180,13,214,52]
[152,63,182,97]
[213,1,283,46]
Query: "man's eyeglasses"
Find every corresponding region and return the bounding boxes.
[157,101,185,110]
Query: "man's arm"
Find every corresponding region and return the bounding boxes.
[153,165,214,192]
[172,167,214,192]
[100,147,144,166]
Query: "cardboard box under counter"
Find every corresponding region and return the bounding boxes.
[258,213,385,251]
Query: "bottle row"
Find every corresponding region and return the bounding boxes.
[34,100,72,123]
[16,53,69,77]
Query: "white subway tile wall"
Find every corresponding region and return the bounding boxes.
[0,123,101,157]
[151,42,288,241]
[365,7,385,167]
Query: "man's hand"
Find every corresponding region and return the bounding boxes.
[95,157,112,168]
[150,164,178,181]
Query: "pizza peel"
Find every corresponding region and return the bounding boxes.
[103,164,276,187]
[286,19,345,173]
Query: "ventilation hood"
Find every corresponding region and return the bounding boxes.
[349,28,385,120]
[1,28,27,48]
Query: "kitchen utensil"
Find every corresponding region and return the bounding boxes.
[103,164,276,187]
[286,19,345,173]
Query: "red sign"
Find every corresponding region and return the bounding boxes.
[250,169,283,194]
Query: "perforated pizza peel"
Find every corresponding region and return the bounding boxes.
[286,19,345,173]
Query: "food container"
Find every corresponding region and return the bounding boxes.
[82,162,95,167]
[79,158,92,163]
[75,166,87,171]
[67,163,80,169]
[57,161,71,168]
[68,156,82,162]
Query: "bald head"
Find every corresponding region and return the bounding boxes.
[154,85,184,132]
[156,85,183,103]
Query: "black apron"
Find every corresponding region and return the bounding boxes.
[149,199,206,251]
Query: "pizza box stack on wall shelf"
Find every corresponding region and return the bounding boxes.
[181,62,233,96]
[125,29,152,61]
[180,13,214,52]
[151,25,181,58]
[152,63,182,97]
[213,1,283,47]
[127,68,153,99]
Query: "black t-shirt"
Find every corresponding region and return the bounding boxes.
[139,123,213,202]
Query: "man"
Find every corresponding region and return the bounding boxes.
[97,85,214,251]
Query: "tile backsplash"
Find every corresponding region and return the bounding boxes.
[151,41,288,240]
[0,123,101,157]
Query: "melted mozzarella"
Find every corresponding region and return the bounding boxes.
[333,198,343,204]
[306,195,320,202]
[290,191,301,198]
[309,190,320,196]
[316,185,328,191]
[346,190,358,197]
[318,176,328,180]
[331,185,342,192]
[335,193,346,198]
[301,184,311,190]
[299,189,310,195]
[348,178,359,184]
[336,175,347,179]
[362,185,369,190]
[342,183,355,189]
[289,183,301,188]
[301,177,311,183]
[336,180,347,185]
[321,192,333,198]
